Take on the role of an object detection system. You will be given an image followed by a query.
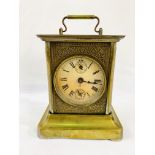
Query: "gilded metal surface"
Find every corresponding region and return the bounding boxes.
[106,43,116,114]
[37,35,125,42]
[59,15,102,35]
[45,42,53,112]
[38,105,123,140]
[45,42,54,113]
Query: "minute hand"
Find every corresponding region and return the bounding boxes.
[83,80,98,84]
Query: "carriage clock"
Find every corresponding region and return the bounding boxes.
[37,15,125,140]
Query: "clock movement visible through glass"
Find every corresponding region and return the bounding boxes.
[53,55,106,106]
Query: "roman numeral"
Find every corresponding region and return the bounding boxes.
[94,79,102,83]
[69,90,75,96]
[63,69,69,72]
[91,86,98,92]
[93,70,100,75]
[88,61,93,69]
[87,92,90,97]
[69,62,75,68]
[60,78,67,81]
[79,59,83,62]
[62,84,69,91]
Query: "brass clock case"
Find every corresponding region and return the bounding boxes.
[37,15,125,140]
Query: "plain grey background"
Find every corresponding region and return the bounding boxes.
[20,0,134,155]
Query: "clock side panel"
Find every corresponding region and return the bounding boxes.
[50,42,113,114]
[45,42,56,113]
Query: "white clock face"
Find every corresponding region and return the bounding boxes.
[53,55,106,106]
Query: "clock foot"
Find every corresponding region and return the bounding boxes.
[38,105,123,140]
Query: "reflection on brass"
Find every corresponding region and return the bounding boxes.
[37,15,125,140]
[38,105,123,140]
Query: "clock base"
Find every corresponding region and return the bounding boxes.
[38,105,123,140]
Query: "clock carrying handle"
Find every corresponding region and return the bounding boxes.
[59,15,103,35]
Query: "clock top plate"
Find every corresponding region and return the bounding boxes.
[37,35,125,42]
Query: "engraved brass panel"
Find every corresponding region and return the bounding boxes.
[50,42,112,114]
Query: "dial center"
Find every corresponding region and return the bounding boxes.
[78,77,84,84]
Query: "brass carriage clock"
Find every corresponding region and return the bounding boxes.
[37,15,125,140]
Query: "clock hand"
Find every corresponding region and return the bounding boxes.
[83,80,98,84]
[77,78,101,85]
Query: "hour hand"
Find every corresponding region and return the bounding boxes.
[85,80,97,84]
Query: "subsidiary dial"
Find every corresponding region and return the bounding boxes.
[75,59,88,74]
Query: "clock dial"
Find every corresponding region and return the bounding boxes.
[53,55,106,106]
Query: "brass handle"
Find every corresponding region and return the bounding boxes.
[59,15,103,35]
